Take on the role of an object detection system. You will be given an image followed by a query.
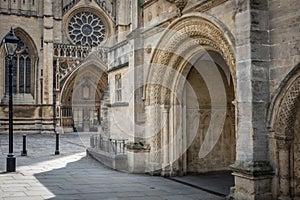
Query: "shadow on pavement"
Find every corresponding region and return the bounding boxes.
[34,156,225,200]
[34,157,118,200]
[168,171,234,197]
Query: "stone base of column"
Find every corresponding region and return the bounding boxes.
[278,197,292,200]
[169,164,178,176]
[161,165,171,177]
[229,161,274,200]
[148,162,162,176]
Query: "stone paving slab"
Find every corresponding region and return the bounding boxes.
[168,171,234,196]
[0,133,224,200]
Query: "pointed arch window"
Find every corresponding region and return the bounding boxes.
[4,39,32,94]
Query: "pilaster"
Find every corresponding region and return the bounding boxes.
[42,0,54,105]
[231,0,273,199]
[40,0,54,133]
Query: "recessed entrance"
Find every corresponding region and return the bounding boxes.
[60,64,107,132]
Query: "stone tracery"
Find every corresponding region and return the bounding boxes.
[274,75,300,199]
[276,77,300,137]
[68,11,106,46]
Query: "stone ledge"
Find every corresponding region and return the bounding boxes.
[107,62,129,72]
[107,102,129,107]
[126,142,150,152]
[86,148,128,172]
[230,160,274,177]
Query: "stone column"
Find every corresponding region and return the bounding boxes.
[41,0,54,133]
[147,104,162,175]
[231,0,273,199]
[161,104,170,176]
[43,0,53,105]
[277,137,292,199]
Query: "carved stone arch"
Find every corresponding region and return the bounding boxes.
[268,63,300,133]
[59,56,108,105]
[144,13,236,173]
[269,63,300,199]
[276,78,300,137]
[59,54,108,131]
[61,67,107,104]
[145,13,236,106]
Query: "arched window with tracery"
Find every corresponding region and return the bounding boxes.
[4,40,31,94]
[1,29,37,103]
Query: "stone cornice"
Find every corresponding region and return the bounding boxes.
[184,0,229,14]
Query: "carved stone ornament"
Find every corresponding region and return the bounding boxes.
[145,16,236,106]
[166,0,188,13]
[276,76,300,137]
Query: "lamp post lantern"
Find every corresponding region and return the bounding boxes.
[3,28,19,172]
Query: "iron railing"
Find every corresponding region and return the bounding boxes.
[90,135,126,155]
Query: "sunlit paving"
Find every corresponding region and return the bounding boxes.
[0,134,225,199]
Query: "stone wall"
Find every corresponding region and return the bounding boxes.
[107,66,132,141]
[269,0,300,95]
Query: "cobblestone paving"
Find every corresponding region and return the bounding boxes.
[0,133,223,200]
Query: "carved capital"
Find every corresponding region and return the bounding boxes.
[275,134,293,150]
[165,0,188,13]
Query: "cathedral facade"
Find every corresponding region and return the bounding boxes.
[1,0,300,199]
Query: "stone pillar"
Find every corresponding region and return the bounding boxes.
[231,0,273,199]
[148,104,161,174]
[161,104,170,176]
[41,0,54,133]
[43,0,53,105]
[276,137,292,199]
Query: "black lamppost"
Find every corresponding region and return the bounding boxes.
[53,63,59,155]
[3,28,19,172]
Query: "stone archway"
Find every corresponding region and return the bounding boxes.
[184,52,235,174]
[59,53,108,132]
[144,13,236,175]
[271,68,300,199]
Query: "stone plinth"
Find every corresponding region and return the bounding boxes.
[126,142,150,173]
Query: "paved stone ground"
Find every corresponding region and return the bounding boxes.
[0,133,224,200]
[168,171,233,196]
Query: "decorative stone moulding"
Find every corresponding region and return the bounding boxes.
[165,0,188,13]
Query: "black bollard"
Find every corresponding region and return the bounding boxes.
[21,134,27,156]
[55,132,60,155]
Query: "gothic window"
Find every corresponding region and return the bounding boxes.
[68,11,106,46]
[115,74,122,102]
[4,39,32,94]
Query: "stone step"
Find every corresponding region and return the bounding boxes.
[0,119,54,134]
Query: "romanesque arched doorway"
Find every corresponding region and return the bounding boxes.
[270,64,300,199]
[144,14,236,176]
[184,51,235,174]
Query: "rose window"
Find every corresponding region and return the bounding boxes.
[68,11,106,46]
